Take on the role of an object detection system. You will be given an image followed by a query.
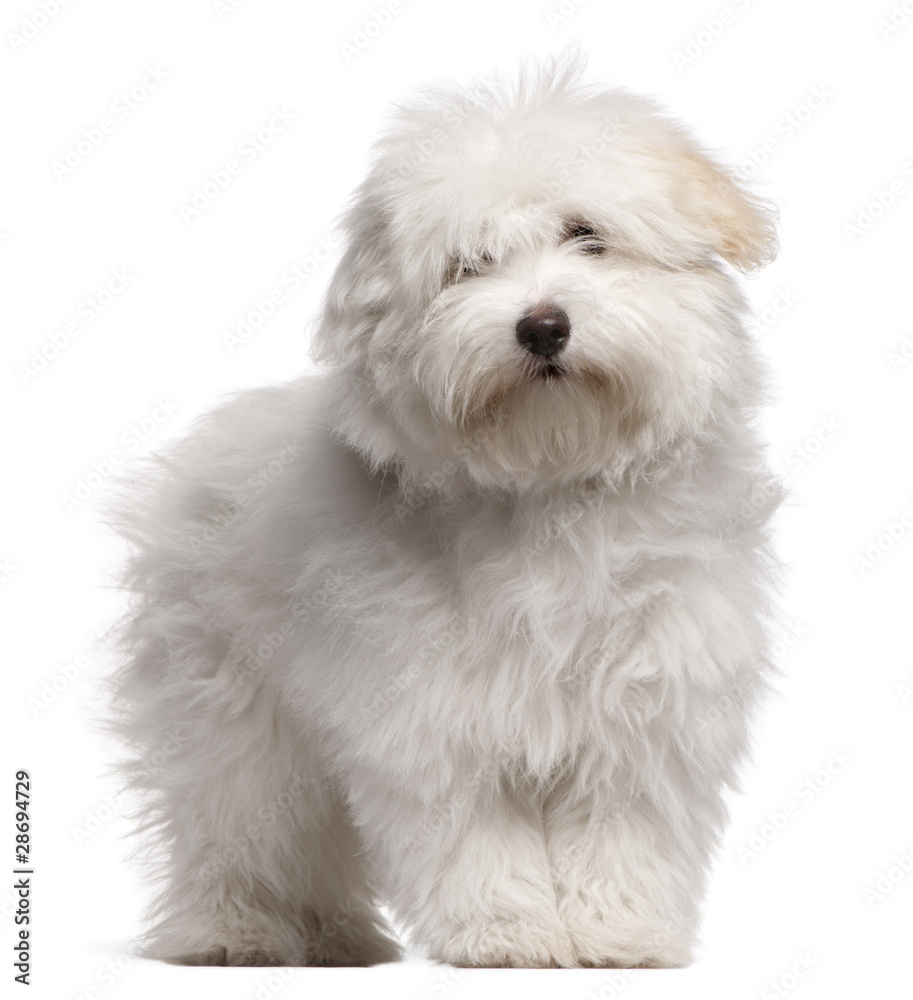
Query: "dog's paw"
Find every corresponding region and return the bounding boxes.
[304,923,403,967]
[432,920,576,969]
[170,944,286,967]
[574,952,683,969]
[567,918,693,969]
[166,925,402,968]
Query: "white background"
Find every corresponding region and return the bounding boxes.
[4,0,913,998]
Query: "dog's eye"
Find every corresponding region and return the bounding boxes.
[454,252,494,281]
[563,220,608,256]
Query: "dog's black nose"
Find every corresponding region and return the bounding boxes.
[516,307,570,357]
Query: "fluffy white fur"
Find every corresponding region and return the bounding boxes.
[109,58,781,969]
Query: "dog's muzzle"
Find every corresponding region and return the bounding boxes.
[516,307,570,358]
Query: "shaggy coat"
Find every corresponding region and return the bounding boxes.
[110,60,780,968]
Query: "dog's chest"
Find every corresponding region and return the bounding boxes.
[293,482,715,776]
[384,489,642,677]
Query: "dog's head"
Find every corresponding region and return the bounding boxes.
[315,60,776,491]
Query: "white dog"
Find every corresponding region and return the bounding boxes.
[110,58,780,969]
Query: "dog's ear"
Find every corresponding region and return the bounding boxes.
[312,211,393,365]
[663,145,778,272]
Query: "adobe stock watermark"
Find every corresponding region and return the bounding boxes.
[672,0,758,71]
[27,652,89,717]
[727,416,841,527]
[529,497,591,554]
[761,953,818,999]
[212,0,249,18]
[128,730,185,786]
[66,952,134,1000]
[7,0,74,54]
[782,416,843,476]
[222,232,341,352]
[386,99,620,194]
[694,666,765,734]
[853,498,913,575]
[303,897,365,964]
[238,569,359,679]
[415,967,464,1000]
[17,268,134,384]
[535,121,622,203]
[51,66,168,179]
[769,619,810,660]
[544,0,594,28]
[392,468,452,521]
[726,418,839,528]
[843,157,913,244]
[61,396,179,513]
[695,621,807,732]
[361,663,420,723]
[877,0,913,38]
[186,438,303,554]
[863,844,913,907]
[232,573,361,683]
[70,790,124,847]
[886,330,913,372]
[194,772,316,884]
[0,557,16,587]
[340,1,405,62]
[380,76,511,182]
[178,107,296,222]
[584,968,638,1000]
[736,750,853,864]
[402,758,501,852]
[897,666,913,706]
[735,85,834,182]
[747,287,800,337]
[386,120,468,181]
[727,469,784,533]
[239,968,295,1000]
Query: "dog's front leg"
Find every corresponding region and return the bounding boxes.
[543,776,704,968]
[346,760,575,968]
[543,590,766,968]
